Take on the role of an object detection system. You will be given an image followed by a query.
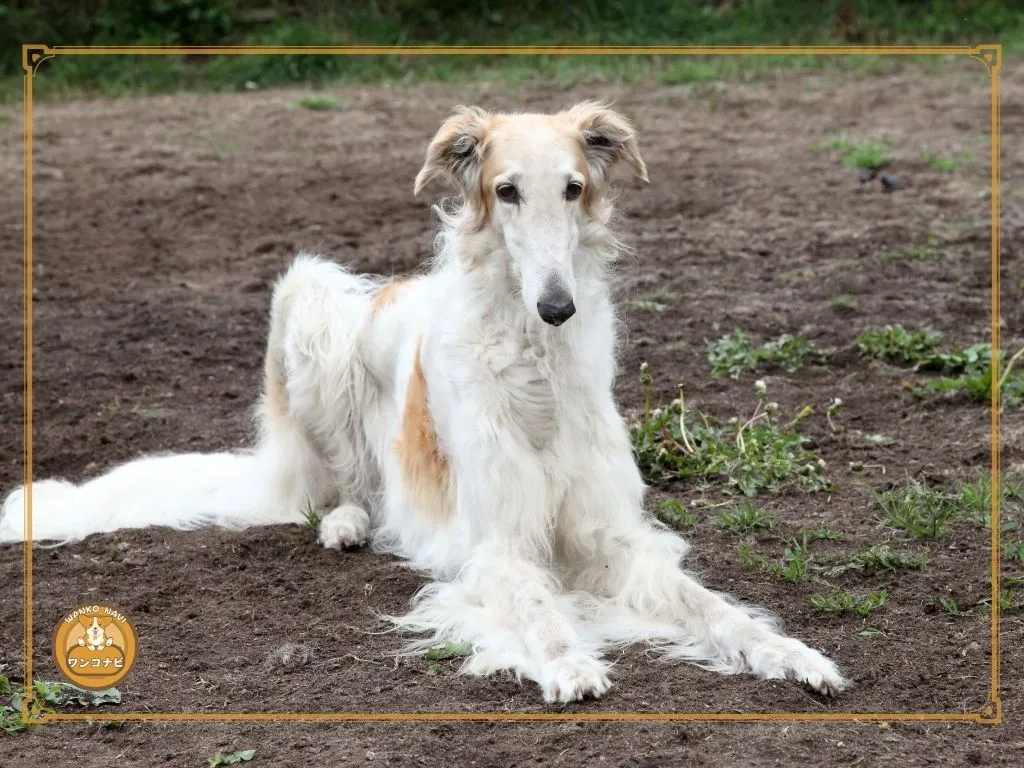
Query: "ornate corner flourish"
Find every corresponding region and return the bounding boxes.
[968,45,1002,77]
[22,45,55,76]
[978,697,1002,723]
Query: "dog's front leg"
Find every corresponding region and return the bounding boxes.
[560,400,847,695]
[398,396,611,704]
[449,541,612,704]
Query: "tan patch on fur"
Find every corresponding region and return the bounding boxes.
[394,339,454,522]
[371,278,409,313]
[262,357,289,419]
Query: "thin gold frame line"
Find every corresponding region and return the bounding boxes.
[33,44,975,55]
[20,43,1002,725]
[22,60,34,724]
[38,712,986,723]
[987,46,1002,717]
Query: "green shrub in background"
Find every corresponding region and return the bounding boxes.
[2,1,1020,99]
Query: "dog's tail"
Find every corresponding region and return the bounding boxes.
[0,447,307,545]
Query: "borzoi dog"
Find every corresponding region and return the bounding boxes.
[1,102,846,703]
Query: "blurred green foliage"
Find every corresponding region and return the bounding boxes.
[2,1,1019,99]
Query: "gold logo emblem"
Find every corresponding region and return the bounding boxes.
[53,604,137,690]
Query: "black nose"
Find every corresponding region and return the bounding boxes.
[537,297,576,326]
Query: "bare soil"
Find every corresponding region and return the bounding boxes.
[1,59,1022,765]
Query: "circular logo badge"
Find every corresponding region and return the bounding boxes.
[53,605,137,690]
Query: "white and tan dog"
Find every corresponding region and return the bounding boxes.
[1,102,846,703]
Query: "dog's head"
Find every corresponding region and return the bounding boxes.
[79,615,114,647]
[414,102,648,326]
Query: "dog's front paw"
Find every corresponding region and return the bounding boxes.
[318,504,371,549]
[754,638,847,696]
[539,652,611,704]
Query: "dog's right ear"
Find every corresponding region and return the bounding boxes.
[414,106,492,196]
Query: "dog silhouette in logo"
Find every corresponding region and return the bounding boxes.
[67,616,125,675]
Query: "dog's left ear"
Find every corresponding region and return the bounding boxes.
[567,101,648,183]
[414,106,492,196]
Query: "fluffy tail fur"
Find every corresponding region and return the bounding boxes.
[0,449,303,544]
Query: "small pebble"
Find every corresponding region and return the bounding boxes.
[880,173,900,192]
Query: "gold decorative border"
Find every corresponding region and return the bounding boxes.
[19,44,1003,725]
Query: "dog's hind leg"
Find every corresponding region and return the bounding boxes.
[263,254,379,540]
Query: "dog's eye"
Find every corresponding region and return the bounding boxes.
[565,181,583,202]
[496,183,520,204]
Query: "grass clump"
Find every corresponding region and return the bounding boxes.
[958,474,1022,526]
[825,135,890,171]
[872,480,958,540]
[811,588,889,617]
[706,330,815,379]
[299,500,322,531]
[719,500,774,534]
[921,149,972,172]
[857,326,1024,407]
[297,94,342,111]
[630,287,680,314]
[1,674,122,735]
[823,543,931,577]
[656,499,698,530]
[423,641,473,661]
[632,367,830,497]
[771,535,812,583]
[1004,539,1024,563]
[856,325,943,365]
[938,596,973,617]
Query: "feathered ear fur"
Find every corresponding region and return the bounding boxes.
[413,106,493,196]
[564,101,648,183]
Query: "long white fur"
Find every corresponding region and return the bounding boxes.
[0,102,846,703]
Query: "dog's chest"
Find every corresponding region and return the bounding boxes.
[479,336,576,450]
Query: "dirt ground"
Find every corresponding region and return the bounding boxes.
[1,57,1022,765]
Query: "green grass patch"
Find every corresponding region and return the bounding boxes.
[771,535,812,583]
[630,287,680,314]
[811,588,889,617]
[1004,539,1024,563]
[872,480,958,540]
[938,596,973,617]
[857,326,1024,406]
[1,674,122,735]
[921,149,972,172]
[297,94,342,111]
[825,135,890,171]
[706,330,816,379]
[299,500,322,531]
[632,367,830,497]
[856,325,943,365]
[823,543,931,577]
[423,641,473,661]
[718,500,774,534]
[958,474,1022,526]
[656,499,698,530]
[8,1,1024,101]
